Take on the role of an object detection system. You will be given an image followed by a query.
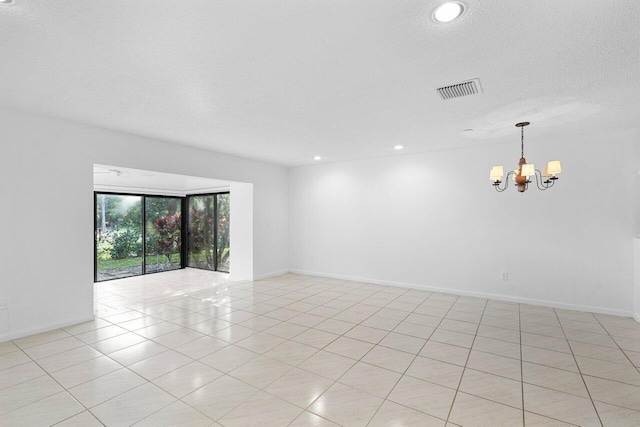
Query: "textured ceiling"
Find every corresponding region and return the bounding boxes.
[94,165,231,195]
[1,0,638,166]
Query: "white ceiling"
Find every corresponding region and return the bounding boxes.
[1,1,638,166]
[94,164,231,195]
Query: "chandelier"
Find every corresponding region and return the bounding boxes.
[490,122,562,193]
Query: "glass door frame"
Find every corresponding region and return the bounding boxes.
[94,191,187,283]
[186,191,230,274]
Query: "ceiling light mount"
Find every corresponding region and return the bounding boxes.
[433,2,465,23]
[489,122,562,193]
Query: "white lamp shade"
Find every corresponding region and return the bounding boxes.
[547,160,562,175]
[490,165,504,181]
[521,163,535,177]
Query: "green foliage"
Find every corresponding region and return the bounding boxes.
[96,194,143,260]
[153,213,181,259]
[96,253,181,272]
[96,237,113,261]
[145,198,182,263]
[190,210,213,264]
[110,224,143,259]
[188,196,215,269]
[96,193,230,272]
[96,194,142,230]
[217,194,230,269]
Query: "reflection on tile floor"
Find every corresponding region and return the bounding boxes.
[1,269,640,426]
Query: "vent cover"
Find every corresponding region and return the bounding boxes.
[437,78,482,100]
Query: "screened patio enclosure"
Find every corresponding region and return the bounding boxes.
[95,192,229,282]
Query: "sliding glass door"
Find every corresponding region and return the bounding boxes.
[145,197,182,274]
[95,194,143,281]
[216,193,230,272]
[187,195,215,270]
[95,193,184,281]
[187,193,230,273]
[95,191,228,281]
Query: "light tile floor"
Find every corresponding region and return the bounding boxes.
[1,269,640,426]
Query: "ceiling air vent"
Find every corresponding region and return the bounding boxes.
[437,78,482,100]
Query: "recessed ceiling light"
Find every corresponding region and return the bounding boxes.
[433,2,465,23]
[0,0,15,4]
[463,128,474,132]
[313,156,322,160]
[394,145,404,150]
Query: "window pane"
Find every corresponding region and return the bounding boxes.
[95,194,143,281]
[216,193,230,272]
[145,197,182,273]
[187,195,215,270]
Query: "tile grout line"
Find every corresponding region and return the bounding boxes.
[275,284,438,424]
[59,336,192,426]
[321,291,487,424]
[351,288,440,426]
[251,278,406,424]
[291,285,414,425]
[11,345,107,426]
[552,308,604,427]
[23,310,219,425]
[591,314,640,377]
[169,276,413,424]
[519,303,525,426]
[89,279,240,424]
[167,278,407,425]
[443,297,489,425]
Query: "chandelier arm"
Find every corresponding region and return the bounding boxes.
[493,175,508,192]
[533,170,549,191]
[494,171,515,192]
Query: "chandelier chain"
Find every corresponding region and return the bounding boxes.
[521,126,524,158]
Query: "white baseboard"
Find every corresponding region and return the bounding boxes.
[0,314,95,343]
[253,269,291,280]
[289,269,634,319]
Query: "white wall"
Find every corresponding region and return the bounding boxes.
[229,182,254,281]
[634,239,640,322]
[634,141,640,322]
[0,108,288,341]
[290,129,639,316]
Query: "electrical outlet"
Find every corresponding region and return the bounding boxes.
[500,272,508,281]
